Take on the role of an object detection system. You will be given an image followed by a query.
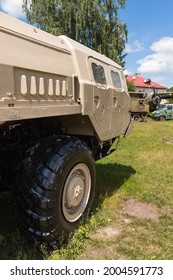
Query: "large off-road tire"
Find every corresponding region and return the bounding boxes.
[16,136,95,245]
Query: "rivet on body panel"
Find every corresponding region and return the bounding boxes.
[6,92,13,97]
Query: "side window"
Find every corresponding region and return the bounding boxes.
[111,70,122,89]
[167,105,172,110]
[92,62,106,85]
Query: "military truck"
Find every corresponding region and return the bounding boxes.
[0,12,132,245]
[129,92,149,121]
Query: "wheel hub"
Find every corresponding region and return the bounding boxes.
[66,176,84,208]
[62,163,91,223]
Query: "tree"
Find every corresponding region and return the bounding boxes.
[23,0,127,66]
[167,86,173,92]
[166,87,173,103]
[126,80,136,92]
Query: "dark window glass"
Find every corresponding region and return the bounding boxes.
[92,63,106,85]
[167,105,172,110]
[111,70,122,89]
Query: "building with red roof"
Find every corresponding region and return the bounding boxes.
[126,73,167,94]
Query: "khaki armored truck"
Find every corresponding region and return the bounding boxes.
[0,12,132,245]
[129,92,149,121]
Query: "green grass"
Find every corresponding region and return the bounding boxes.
[0,119,173,259]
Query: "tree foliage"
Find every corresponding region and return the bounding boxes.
[167,86,173,92]
[23,0,127,66]
[126,79,136,92]
[166,87,173,103]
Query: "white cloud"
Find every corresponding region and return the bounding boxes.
[150,75,170,84]
[137,37,173,73]
[0,0,25,19]
[125,40,144,53]
[151,37,173,54]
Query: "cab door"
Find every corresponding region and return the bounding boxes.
[90,59,112,135]
[109,67,131,136]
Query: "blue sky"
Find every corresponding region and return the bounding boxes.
[120,0,173,87]
[1,0,173,87]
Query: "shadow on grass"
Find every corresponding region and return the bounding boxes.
[94,162,136,209]
[0,192,43,260]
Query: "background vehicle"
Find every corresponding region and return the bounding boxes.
[129,92,149,121]
[129,89,172,121]
[0,12,132,245]
[152,104,173,120]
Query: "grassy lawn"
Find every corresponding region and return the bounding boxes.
[0,119,173,259]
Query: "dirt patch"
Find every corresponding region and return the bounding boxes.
[78,244,129,260]
[78,244,118,260]
[123,198,161,221]
[92,226,121,241]
[163,136,173,144]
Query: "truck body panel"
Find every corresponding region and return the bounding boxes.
[0,12,131,141]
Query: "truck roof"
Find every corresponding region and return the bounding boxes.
[59,35,122,69]
[0,11,122,70]
[0,11,70,54]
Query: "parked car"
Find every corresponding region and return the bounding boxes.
[152,104,173,120]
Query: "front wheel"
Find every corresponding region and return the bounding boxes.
[16,136,95,245]
[62,162,92,223]
[132,114,141,122]
[160,115,166,121]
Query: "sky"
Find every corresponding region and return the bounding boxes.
[120,0,173,88]
[1,0,173,88]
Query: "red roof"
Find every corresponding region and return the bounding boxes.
[126,74,167,89]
